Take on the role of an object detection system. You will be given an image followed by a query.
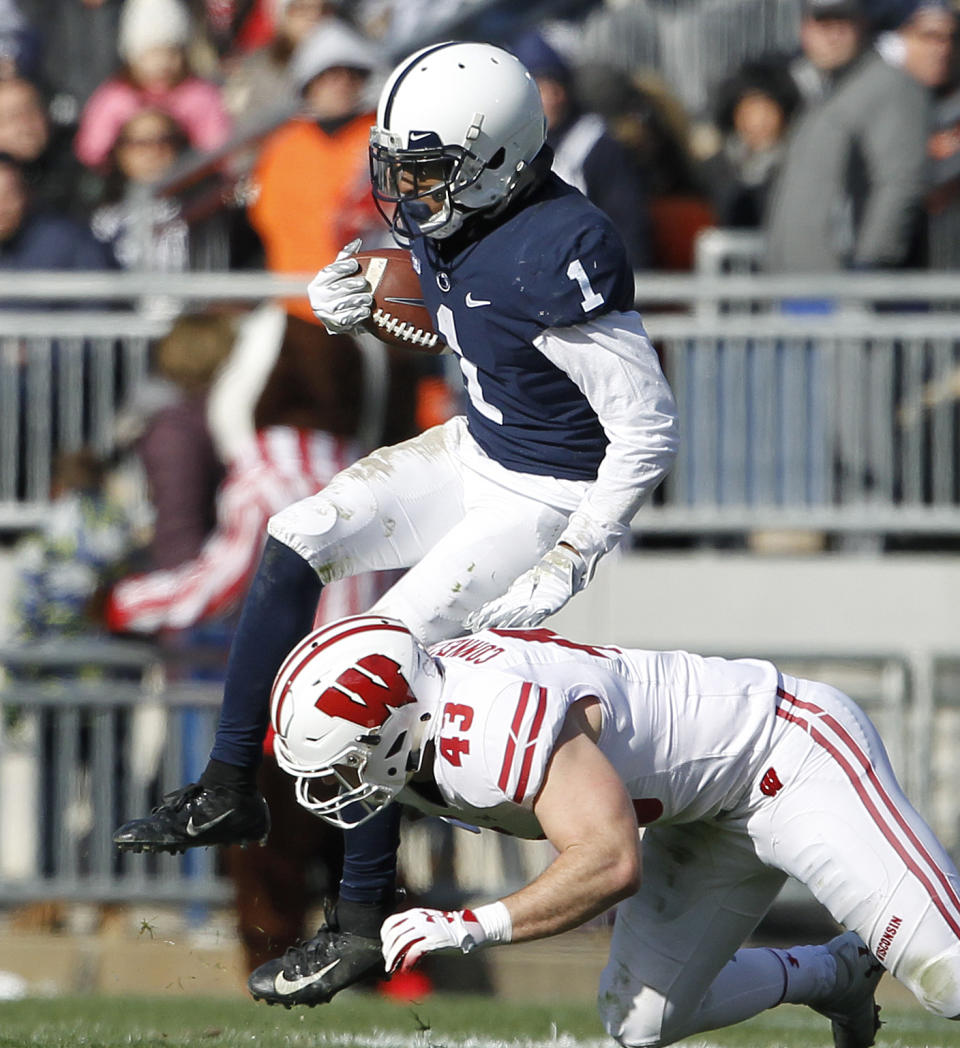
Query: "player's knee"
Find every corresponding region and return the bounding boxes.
[896,947,960,1019]
[598,975,674,1048]
[267,483,376,579]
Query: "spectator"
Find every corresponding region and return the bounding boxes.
[115,313,230,572]
[926,64,960,267]
[0,0,41,81]
[74,0,231,170]
[222,0,333,134]
[0,153,115,505]
[192,0,276,63]
[880,0,957,89]
[13,448,135,646]
[765,0,955,272]
[246,17,381,322]
[509,30,653,272]
[702,59,801,228]
[578,64,714,270]
[89,106,229,271]
[789,0,870,107]
[0,76,99,218]
[15,0,122,131]
[0,152,112,274]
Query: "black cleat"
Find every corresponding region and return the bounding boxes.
[248,906,385,1007]
[113,782,270,853]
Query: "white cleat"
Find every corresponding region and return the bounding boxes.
[811,931,884,1048]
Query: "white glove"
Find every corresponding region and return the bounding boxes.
[464,544,589,631]
[381,908,486,973]
[307,239,372,335]
[381,904,511,973]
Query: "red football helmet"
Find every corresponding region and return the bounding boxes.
[270,615,441,828]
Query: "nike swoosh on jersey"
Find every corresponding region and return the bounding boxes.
[273,959,340,995]
[465,293,491,307]
[185,809,235,836]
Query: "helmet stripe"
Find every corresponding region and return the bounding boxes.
[273,614,392,694]
[382,41,459,130]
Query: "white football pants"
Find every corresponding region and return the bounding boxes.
[598,675,960,1046]
[268,416,585,645]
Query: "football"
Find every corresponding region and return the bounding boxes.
[355,248,446,354]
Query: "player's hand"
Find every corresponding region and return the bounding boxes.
[381,907,488,974]
[465,544,587,631]
[307,239,372,335]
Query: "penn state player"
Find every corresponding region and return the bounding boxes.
[113,41,678,1006]
[272,615,960,1048]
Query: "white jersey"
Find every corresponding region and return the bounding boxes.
[399,627,781,838]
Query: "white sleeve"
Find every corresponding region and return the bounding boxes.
[534,311,679,553]
[206,303,285,464]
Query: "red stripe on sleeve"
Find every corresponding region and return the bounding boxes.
[513,686,549,803]
[498,682,532,794]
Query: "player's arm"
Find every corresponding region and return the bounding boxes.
[499,700,642,941]
[465,313,679,631]
[539,314,679,562]
[380,701,642,970]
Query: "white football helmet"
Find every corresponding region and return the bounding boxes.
[270,615,442,828]
[369,41,547,241]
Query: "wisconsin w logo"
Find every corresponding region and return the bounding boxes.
[314,655,416,728]
[759,766,784,797]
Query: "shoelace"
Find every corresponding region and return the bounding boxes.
[281,928,333,975]
[152,783,205,814]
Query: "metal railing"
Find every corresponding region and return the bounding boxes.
[5,267,960,536]
[0,641,226,902]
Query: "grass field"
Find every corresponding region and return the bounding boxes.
[1,993,960,1048]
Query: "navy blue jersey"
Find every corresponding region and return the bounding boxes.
[409,175,635,481]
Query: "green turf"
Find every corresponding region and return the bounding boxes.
[0,994,958,1048]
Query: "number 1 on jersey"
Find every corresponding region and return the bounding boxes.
[567,258,604,312]
[436,304,503,424]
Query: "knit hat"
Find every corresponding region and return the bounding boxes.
[289,18,380,94]
[883,0,954,28]
[510,30,572,85]
[118,0,192,62]
[802,0,864,19]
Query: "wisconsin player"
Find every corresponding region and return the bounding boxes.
[273,615,960,1048]
[113,41,678,1005]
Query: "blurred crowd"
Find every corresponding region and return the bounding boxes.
[0,0,957,280]
[1,0,947,548]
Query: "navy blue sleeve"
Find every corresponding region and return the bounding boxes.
[508,199,635,333]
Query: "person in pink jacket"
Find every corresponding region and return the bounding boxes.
[75,0,231,169]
